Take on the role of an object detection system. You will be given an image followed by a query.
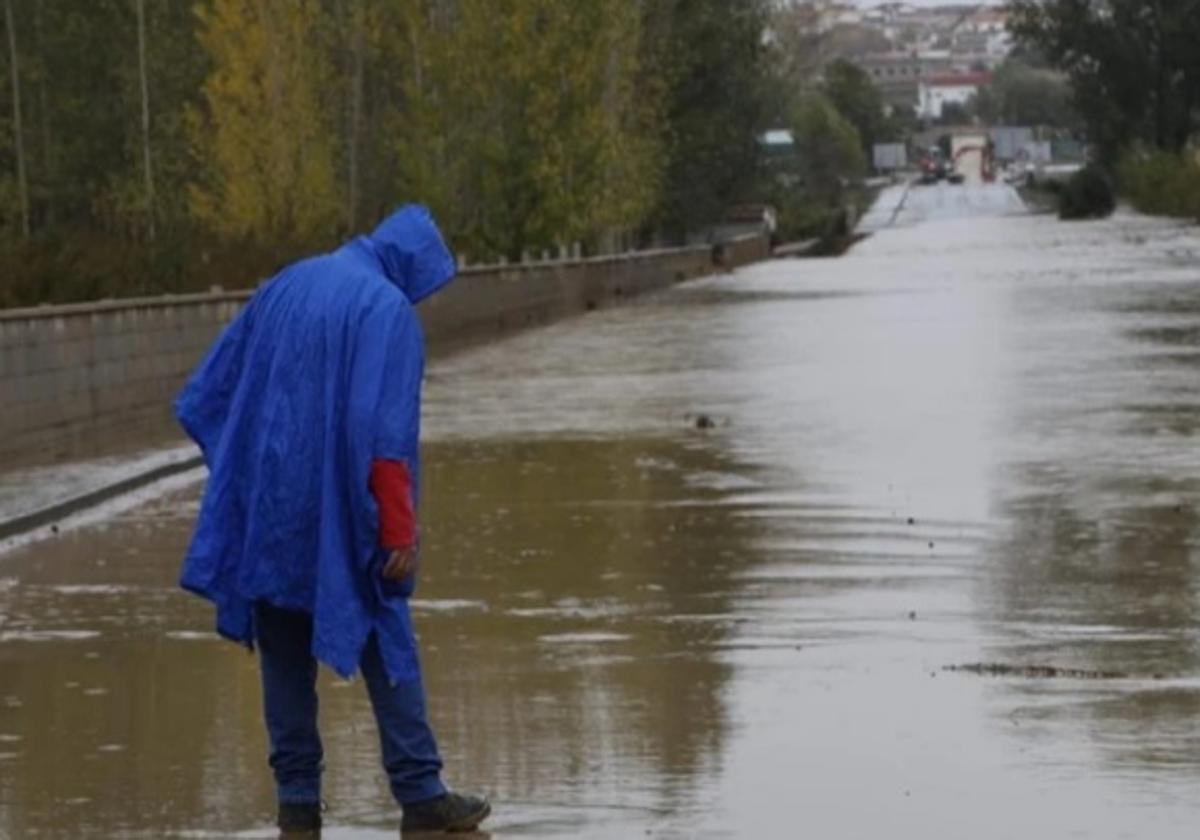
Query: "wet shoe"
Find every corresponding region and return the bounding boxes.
[277,801,322,835]
[401,791,491,833]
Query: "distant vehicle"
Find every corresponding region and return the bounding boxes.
[1030,162,1084,187]
[918,146,949,184]
[1003,160,1035,186]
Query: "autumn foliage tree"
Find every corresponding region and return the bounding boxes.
[390,0,661,262]
[1,0,776,305]
[189,0,341,252]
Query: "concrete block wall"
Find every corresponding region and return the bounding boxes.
[716,233,772,269]
[1,293,251,466]
[0,237,764,468]
[421,245,715,352]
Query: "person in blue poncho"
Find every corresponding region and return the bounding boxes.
[174,205,490,836]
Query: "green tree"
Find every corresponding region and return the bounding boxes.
[189,0,341,250]
[0,0,781,306]
[973,59,1079,130]
[1009,0,1200,161]
[791,91,864,206]
[646,0,771,240]
[821,59,888,156]
[393,0,660,262]
[3,0,28,237]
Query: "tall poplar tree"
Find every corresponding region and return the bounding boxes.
[3,0,29,237]
[134,0,155,242]
[393,0,661,262]
[189,0,341,249]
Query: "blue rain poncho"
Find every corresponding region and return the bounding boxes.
[175,205,455,683]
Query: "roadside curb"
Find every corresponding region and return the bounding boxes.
[886,181,913,228]
[0,455,204,542]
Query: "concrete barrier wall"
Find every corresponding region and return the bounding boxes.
[715,233,772,269]
[1,238,764,467]
[422,245,714,352]
[1,293,252,466]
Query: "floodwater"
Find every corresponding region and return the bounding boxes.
[3,187,1200,838]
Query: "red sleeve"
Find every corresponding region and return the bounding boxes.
[369,459,417,550]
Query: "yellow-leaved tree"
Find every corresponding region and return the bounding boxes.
[189,0,341,252]
[392,0,661,263]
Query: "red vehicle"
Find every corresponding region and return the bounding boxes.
[918,146,949,184]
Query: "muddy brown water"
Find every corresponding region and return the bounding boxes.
[3,189,1200,837]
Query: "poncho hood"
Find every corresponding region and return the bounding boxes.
[355,204,457,304]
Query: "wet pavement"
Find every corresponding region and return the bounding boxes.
[3,190,1200,837]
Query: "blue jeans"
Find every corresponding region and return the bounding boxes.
[254,601,446,805]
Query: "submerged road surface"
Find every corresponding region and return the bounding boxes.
[3,189,1200,837]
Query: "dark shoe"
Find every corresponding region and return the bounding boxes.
[277,801,322,835]
[401,791,491,833]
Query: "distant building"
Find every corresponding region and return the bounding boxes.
[840,2,1013,114]
[811,0,864,33]
[954,7,1012,58]
[858,51,954,110]
[917,72,991,120]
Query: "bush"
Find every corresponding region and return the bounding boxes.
[0,227,281,309]
[1058,166,1116,220]
[1118,151,1200,221]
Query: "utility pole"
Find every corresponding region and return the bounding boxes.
[135,0,156,243]
[4,0,30,238]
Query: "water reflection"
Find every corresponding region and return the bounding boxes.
[3,200,1200,836]
[0,434,764,836]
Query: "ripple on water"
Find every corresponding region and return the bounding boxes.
[0,629,102,642]
[409,599,489,613]
[537,632,632,644]
[741,562,968,582]
[163,630,220,641]
[45,584,140,595]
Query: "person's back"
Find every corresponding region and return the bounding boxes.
[176,206,490,835]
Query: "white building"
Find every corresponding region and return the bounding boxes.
[794,0,864,34]
[917,73,990,120]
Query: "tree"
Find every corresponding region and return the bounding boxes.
[1008,0,1200,162]
[0,0,780,304]
[3,0,28,237]
[328,0,402,234]
[646,0,771,240]
[972,59,1078,129]
[822,59,888,156]
[938,101,972,126]
[134,0,154,242]
[189,0,341,250]
[393,0,661,262]
[791,91,864,206]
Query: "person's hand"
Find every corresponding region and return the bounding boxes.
[381,544,419,581]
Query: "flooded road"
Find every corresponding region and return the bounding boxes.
[3,191,1200,837]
